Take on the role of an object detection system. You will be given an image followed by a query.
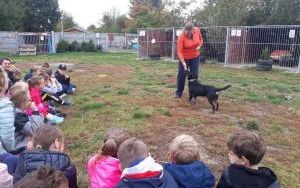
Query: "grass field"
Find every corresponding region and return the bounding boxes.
[5,52,300,187]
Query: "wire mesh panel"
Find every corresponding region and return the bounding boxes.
[138,27,228,62]
[17,33,51,54]
[226,26,300,69]
[138,28,174,60]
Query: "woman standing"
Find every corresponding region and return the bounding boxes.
[175,22,203,98]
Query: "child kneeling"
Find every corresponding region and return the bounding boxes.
[164,134,215,188]
[87,128,129,188]
[115,138,179,188]
[217,131,280,188]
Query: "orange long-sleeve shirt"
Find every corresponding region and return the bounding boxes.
[177,27,203,63]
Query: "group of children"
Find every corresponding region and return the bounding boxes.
[0,58,77,187]
[0,57,280,188]
[85,129,280,188]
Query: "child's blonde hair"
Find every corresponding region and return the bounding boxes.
[169,134,200,164]
[0,66,8,95]
[9,82,30,108]
[96,128,129,158]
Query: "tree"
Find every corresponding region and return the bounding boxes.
[0,0,24,31]
[98,8,127,33]
[267,0,300,25]
[55,12,78,32]
[22,0,61,32]
[87,24,97,31]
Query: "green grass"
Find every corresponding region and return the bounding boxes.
[6,52,300,188]
[246,120,260,131]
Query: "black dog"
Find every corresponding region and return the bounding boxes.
[187,72,231,113]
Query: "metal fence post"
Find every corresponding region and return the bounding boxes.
[224,27,230,65]
[51,31,56,53]
[146,30,149,60]
[298,57,300,70]
[171,27,175,61]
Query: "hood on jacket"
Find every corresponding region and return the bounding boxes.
[15,150,72,179]
[164,160,215,188]
[87,156,121,188]
[117,170,178,188]
[14,150,78,188]
[0,97,13,109]
[116,156,178,188]
[228,164,280,188]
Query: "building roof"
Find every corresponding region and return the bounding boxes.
[64,27,87,33]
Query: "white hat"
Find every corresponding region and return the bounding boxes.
[0,163,13,188]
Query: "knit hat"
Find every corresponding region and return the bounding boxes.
[0,163,13,188]
[58,64,67,71]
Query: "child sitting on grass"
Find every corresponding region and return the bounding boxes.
[40,72,71,107]
[115,138,179,188]
[27,76,64,124]
[9,82,44,151]
[164,134,215,188]
[217,131,280,188]
[24,66,42,81]
[14,166,69,188]
[55,64,76,94]
[87,128,129,188]
[14,126,78,188]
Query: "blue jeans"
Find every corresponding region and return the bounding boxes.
[176,56,200,97]
[0,153,18,175]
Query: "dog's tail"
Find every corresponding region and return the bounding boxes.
[217,85,232,92]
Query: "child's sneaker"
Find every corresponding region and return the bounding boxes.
[48,115,64,124]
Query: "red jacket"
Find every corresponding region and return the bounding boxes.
[29,87,48,116]
[177,27,203,62]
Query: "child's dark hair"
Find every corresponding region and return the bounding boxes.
[45,68,54,77]
[0,57,11,65]
[40,72,50,81]
[96,128,129,158]
[27,76,44,87]
[33,125,64,150]
[14,166,68,188]
[227,131,266,165]
[13,68,22,82]
[42,62,51,69]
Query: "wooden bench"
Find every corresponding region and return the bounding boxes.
[19,45,37,55]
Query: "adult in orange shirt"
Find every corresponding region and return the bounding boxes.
[175,22,203,98]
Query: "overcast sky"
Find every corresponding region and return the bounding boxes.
[58,0,194,28]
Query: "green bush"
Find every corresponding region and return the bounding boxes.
[246,120,259,130]
[87,40,96,52]
[260,47,270,60]
[80,41,89,52]
[97,44,103,52]
[56,40,70,53]
[69,41,80,52]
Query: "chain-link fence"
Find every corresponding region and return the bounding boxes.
[0,31,138,54]
[56,32,138,52]
[138,26,300,70]
[225,25,300,69]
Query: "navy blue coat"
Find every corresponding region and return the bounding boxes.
[115,170,179,188]
[217,164,280,188]
[14,150,78,188]
[164,161,215,188]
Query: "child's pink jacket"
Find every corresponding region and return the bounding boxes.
[29,87,48,116]
[87,156,121,188]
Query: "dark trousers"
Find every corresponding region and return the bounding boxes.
[175,56,200,97]
[62,83,76,94]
